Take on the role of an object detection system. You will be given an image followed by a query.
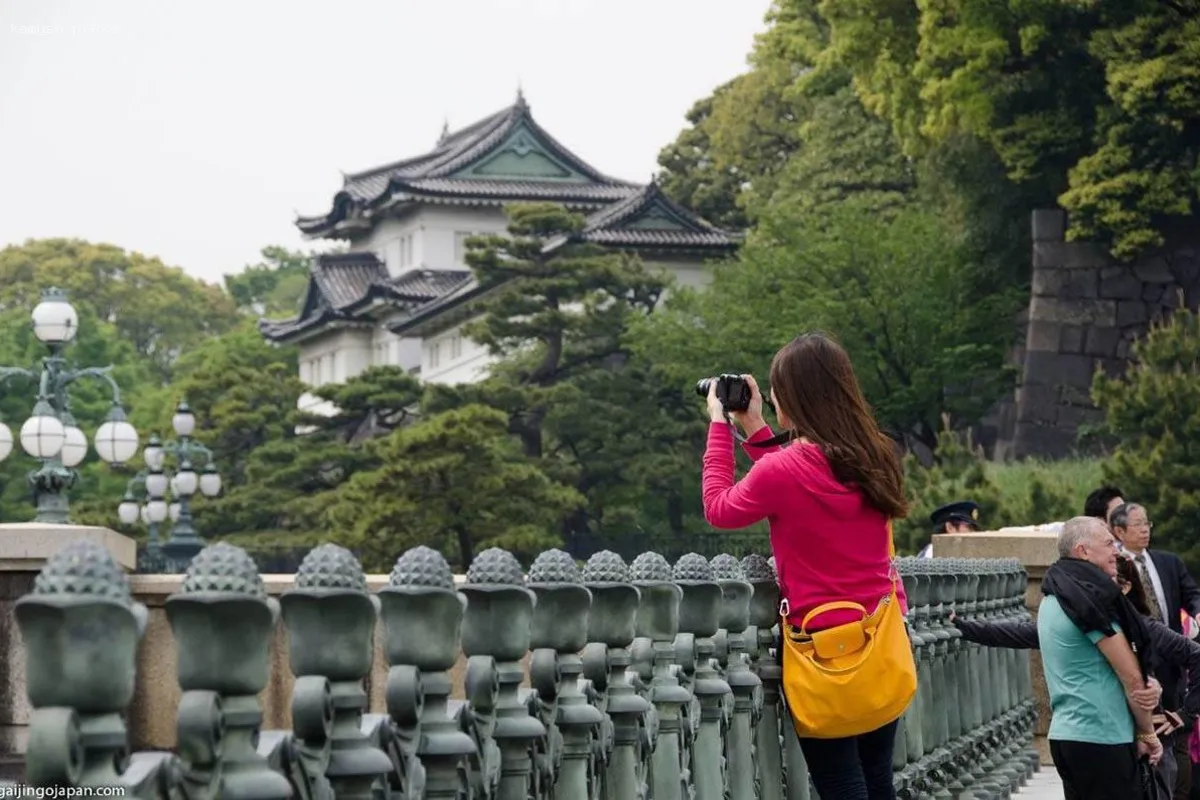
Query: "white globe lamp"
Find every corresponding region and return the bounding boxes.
[0,421,12,462]
[144,469,169,499]
[94,408,139,464]
[31,288,78,345]
[173,463,198,497]
[19,405,65,460]
[199,465,222,497]
[117,496,140,526]
[146,499,168,524]
[59,424,89,468]
[172,401,196,438]
[143,436,165,471]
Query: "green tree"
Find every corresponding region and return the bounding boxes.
[896,420,1004,554]
[323,404,583,571]
[1093,308,1200,569]
[168,350,422,563]
[0,239,240,380]
[223,245,313,317]
[655,0,824,221]
[815,0,1200,258]
[632,201,1017,450]
[458,202,667,458]
[897,417,1075,553]
[656,87,750,231]
[424,202,710,539]
[139,320,305,490]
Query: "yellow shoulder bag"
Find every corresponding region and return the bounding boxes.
[778,520,917,739]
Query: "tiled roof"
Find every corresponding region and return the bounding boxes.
[544,181,742,254]
[386,177,637,203]
[296,92,638,237]
[387,269,473,303]
[386,277,488,338]
[258,252,472,342]
[310,252,388,309]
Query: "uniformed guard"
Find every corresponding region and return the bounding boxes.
[917,500,981,558]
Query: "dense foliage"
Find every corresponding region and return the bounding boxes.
[896,418,1079,554]
[814,0,1199,259]
[1093,309,1200,570]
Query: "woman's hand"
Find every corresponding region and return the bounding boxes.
[1139,732,1165,765]
[1132,677,1162,711]
[730,374,768,435]
[1153,710,1184,736]
[706,380,728,423]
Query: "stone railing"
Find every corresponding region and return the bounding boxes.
[11,539,1040,799]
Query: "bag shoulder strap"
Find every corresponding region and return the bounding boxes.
[886,518,901,589]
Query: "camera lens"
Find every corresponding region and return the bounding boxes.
[695,378,712,397]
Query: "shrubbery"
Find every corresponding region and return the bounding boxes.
[1093,308,1200,569]
[895,416,1092,554]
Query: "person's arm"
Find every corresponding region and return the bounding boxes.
[702,422,779,529]
[1148,621,1200,728]
[739,422,780,462]
[1095,631,1158,737]
[1173,556,1200,617]
[954,618,1040,649]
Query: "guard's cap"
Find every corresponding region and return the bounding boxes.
[931,500,981,531]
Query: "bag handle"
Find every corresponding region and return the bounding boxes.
[777,518,900,620]
[797,601,869,635]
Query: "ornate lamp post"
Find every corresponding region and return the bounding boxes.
[0,287,140,524]
[116,400,222,573]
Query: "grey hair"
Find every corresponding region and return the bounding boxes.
[1109,502,1143,529]
[1058,516,1109,559]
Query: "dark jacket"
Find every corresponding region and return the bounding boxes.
[954,615,1200,728]
[1146,549,1200,637]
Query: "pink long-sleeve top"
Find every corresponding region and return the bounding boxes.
[702,421,908,630]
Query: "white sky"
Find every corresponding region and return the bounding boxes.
[0,0,771,285]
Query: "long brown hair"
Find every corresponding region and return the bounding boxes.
[769,332,909,519]
[1116,556,1153,617]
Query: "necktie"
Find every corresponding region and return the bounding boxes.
[1135,553,1165,622]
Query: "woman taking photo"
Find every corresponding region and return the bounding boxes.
[702,332,915,800]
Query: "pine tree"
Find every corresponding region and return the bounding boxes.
[1093,307,1200,569]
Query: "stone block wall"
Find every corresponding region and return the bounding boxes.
[1009,209,1200,458]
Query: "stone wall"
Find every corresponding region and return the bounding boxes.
[1008,209,1200,458]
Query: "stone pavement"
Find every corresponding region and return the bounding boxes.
[1014,766,1063,798]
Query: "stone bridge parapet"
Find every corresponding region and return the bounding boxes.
[7,538,1040,799]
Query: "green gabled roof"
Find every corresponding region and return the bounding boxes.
[296,91,638,239]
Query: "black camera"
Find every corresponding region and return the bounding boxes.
[696,374,752,413]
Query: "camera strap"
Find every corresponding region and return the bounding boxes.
[721,411,795,448]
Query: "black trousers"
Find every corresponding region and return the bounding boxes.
[1174,732,1192,800]
[1050,739,1141,799]
[797,719,899,800]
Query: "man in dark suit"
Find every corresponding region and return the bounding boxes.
[1110,501,1200,799]
[1109,502,1200,636]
